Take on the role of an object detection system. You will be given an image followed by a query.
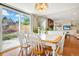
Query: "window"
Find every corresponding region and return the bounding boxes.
[20,15,30,32]
[2,8,19,41]
[0,5,31,51]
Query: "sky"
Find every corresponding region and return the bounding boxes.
[2,8,25,22]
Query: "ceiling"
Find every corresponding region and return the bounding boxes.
[6,3,79,20]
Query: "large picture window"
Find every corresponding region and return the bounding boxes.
[2,8,19,41]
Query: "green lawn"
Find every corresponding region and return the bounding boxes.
[3,32,18,40]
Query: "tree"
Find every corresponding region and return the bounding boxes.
[23,16,29,25]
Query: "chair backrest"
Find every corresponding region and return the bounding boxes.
[57,31,66,51]
[28,33,42,47]
[26,33,44,55]
[18,31,29,46]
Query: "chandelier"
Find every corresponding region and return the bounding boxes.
[35,3,48,12]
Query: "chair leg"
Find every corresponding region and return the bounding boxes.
[25,48,28,56]
[0,52,3,56]
[18,47,24,56]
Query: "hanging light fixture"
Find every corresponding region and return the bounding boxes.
[35,3,48,12]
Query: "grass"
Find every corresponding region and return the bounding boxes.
[2,24,30,40]
[3,32,17,40]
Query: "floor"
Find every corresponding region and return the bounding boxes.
[2,38,20,51]
[63,35,79,56]
[3,48,20,56]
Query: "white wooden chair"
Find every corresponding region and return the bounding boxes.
[56,32,66,56]
[18,31,44,56]
[47,31,66,56]
[27,33,44,56]
[18,31,30,56]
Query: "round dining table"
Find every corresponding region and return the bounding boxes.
[40,34,62,56]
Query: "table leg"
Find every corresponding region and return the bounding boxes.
[52,44,56,56]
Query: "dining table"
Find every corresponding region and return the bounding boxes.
[40,33,63,56]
